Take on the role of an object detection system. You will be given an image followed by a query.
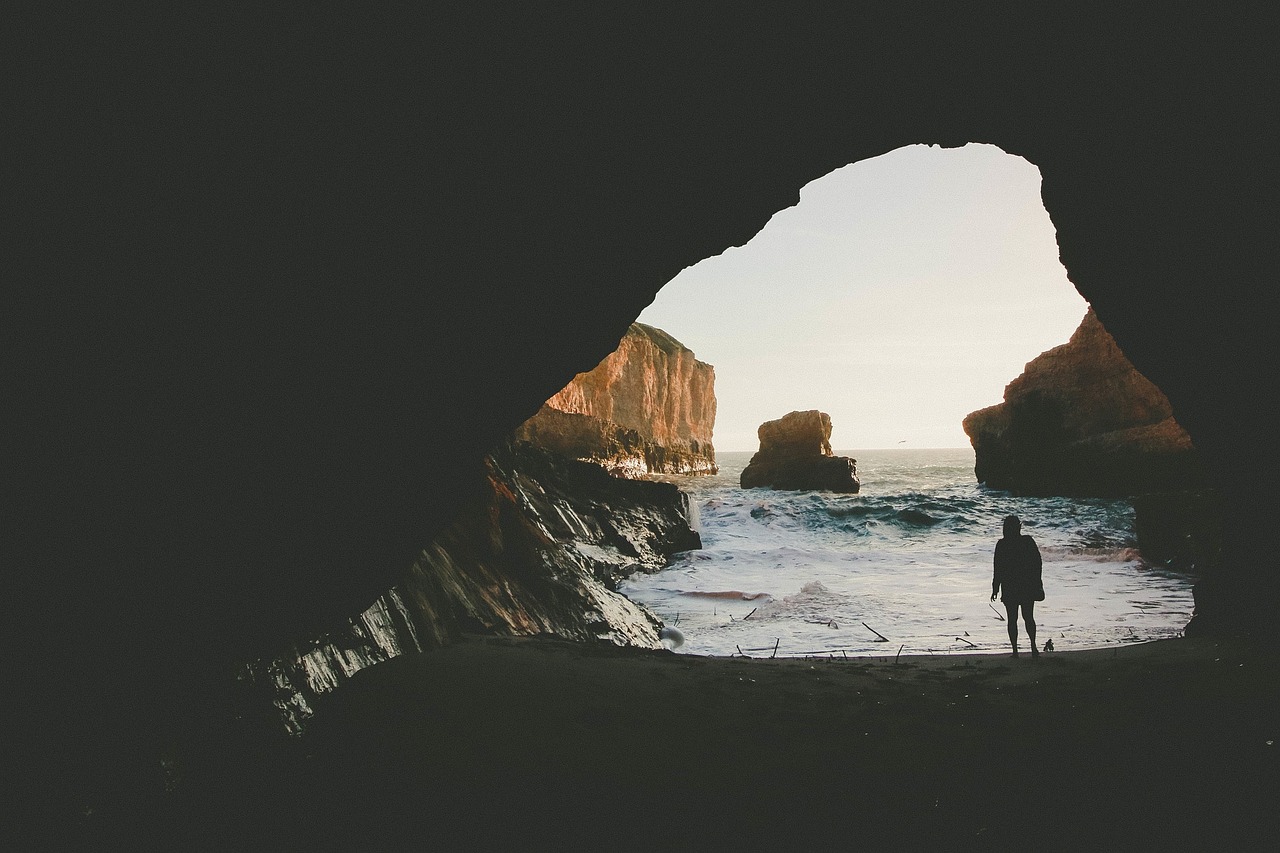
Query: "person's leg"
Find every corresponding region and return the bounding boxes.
[1023,602,1037,656]
[1004,603,1019,655]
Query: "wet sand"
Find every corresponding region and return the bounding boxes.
[150,633,1280,851]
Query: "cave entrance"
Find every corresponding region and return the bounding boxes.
[639,143,1086,452]
[620,143,1197,658]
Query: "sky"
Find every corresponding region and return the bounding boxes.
[636,143,1090,451]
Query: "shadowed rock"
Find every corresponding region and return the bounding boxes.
[239,438,701,734]
[740,410,860,492]
[963,309,1208,497]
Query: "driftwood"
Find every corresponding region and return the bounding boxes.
[956,636,977,648]
[989,603,1006,621]
[895,644,905,664]
[862,622,890,642]
[743,607,757,621]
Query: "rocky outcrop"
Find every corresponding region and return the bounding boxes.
[239,439,700,733]
[740,410,860,492]
[963,310,1207,497]
[240,324,712,734]
[514,323,717,476]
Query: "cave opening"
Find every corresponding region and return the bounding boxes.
[613,143,1198,658]
[638,143,1087,452]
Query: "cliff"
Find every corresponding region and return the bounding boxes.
[514,323,717,476]
[740,410,860,492]
[963,310,1207,497]
[239,439,700,734]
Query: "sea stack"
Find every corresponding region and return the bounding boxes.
[740,410,860,492]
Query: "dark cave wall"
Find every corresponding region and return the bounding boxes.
[238,439,698,736]
[10,6,1277,825]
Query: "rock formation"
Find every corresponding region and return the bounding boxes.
[963,310,1207,497]
[14,6,1279,844]
[242,324,711,733]
[740,410,860,492]
[514,323,717,476]
[240,438,700,733]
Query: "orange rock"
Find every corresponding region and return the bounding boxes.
[515,323,717,476]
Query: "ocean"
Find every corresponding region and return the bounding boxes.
[620,448,1196,657]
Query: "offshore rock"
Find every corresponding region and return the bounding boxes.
[240,439,700,733]
[963,309,1207,497]
[740,410,860,492]
[515,323,717,476]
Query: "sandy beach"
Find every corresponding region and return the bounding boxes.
[122,633,1277,851]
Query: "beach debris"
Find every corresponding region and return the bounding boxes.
[956,636,977,648]
[988,603,1006,621]
[895,644,905,664]
[863,622,890,642]
[1043,639,1054,652]
[743,607,757,621]
[771,637,780,658]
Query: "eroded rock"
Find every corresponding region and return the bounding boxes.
[239,439,700,733]
[963,309,1207,497]
[515,323,717,476]
[740,410,860,492]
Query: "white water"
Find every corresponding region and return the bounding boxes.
[621,449,1196,657]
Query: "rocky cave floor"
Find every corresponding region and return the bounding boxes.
[65,634,1280,851]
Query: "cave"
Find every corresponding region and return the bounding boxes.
[12,5,1276,848]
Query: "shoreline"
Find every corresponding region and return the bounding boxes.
[681,635,1185,662]
[133,632,1280,850]
[634,448,1195,660]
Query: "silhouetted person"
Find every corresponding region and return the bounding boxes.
[991,514,1044,657]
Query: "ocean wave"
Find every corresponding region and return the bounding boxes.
[825,504,881,518]
[1041,545,1143,563]
[751,581,854,625]
[895,508,941,527]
